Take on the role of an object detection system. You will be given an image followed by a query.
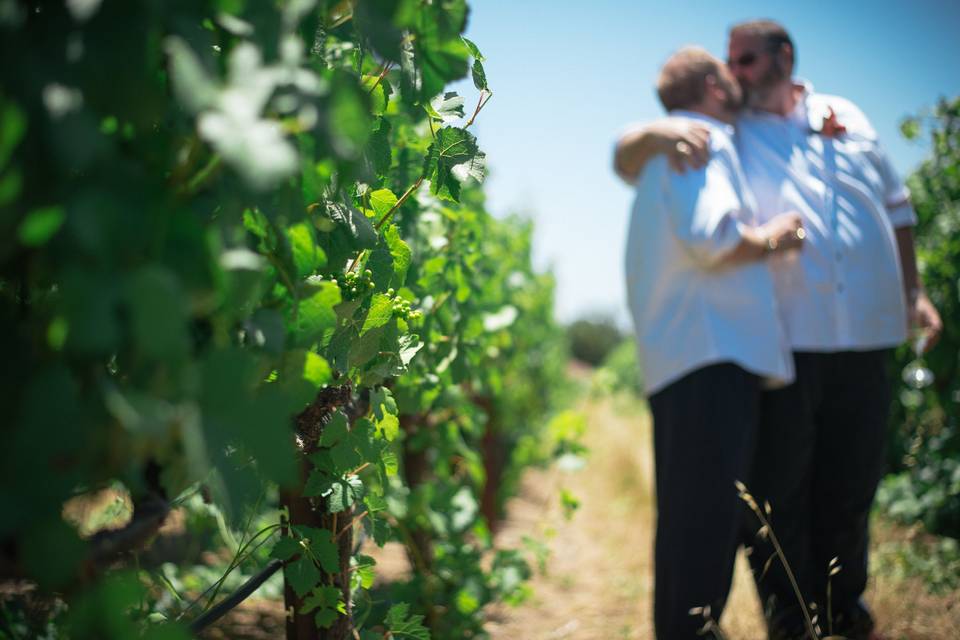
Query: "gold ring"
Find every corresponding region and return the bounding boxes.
[675,141,691,155]
[795,228,806,241]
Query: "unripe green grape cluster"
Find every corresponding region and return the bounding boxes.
[332,268,376,300]
[386,288,423,322]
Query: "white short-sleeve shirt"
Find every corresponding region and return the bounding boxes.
[735,82,915,351]
[624,111,794,395]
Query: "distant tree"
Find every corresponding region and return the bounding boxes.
[567,316,623,366]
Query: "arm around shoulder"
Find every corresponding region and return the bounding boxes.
[613,118,712,184]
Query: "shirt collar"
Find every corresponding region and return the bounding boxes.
[787,78,815,128]
[669,109,735,136]
[739,77,813,127]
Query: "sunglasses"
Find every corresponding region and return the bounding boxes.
[728,51,760,68]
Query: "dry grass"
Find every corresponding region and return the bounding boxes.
[864,519,960,640]
[197,388,959,639]
[486,395,660,639]
[485,392,959,640]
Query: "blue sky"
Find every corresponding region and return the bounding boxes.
[451,0,960,326]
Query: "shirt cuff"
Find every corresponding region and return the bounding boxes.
[709,219,748,261]
[886,200,918,228]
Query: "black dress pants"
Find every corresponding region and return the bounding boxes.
[648,362,762,640]
[743,350,891,640]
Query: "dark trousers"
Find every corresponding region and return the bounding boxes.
[743,350,891,640]
[648,362,762,640]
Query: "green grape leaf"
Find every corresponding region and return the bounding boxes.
[301,586,344,628]
[243,208,270,239]
[415,38,470,103]
[270,536,303,562]
[285,555,321,598]
[422,126,483,202]
[364,493,387,514]
[302,351,333,387]
[375,410,400,443]
[326,476,365,513]
[471,59,488,91]
[369,386,400,441]
[381,449,399,476]
[303,470,335,498]
[383,224,411,285]
[326,200,378,249]
[366,224,410,293]
[330,75,371,158]
[125,266,190,360]
[355,555,377,589]
[287,222,327,278]
[398,333,424,367]
[370,386,398,420]
[352,0,406,61]
[348,325,386,368]
[361,293,394,336]
[248,309,286,356]
[461,36,484,61]
[367,117,392,175]
[299,527,340,574]
[319,411,350,447]
[0,101,26,167]
[426,92,465,122]
[327,433,364,471]
[60,270,120,355]
[18,206,65,247]
[288,281,341,345]
[366,512,391,547]
[325,324,357,374]
[368,188,398,220]
[385,603,430,640]
[0,168,21,206]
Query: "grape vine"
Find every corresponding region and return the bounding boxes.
[0,1,572,639]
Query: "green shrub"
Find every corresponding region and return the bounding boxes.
[592,338,643,397]
[880,96,960,538]
[567,316,623,366]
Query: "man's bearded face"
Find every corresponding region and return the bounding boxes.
[727,33,787,108]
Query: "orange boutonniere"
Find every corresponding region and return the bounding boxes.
[817,107,847,138]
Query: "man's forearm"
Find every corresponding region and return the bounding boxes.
[719,227,768,266]
[895,225,921,300]
[614,126,658,184]
[895,223,943,349]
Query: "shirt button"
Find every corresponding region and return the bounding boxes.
[836,252,843,261]
[837,283,845,293]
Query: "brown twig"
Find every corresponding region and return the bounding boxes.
[367,61,394,95]
[465,90,493,128]
[344,124,428,275]
[348,462,371,476]
[375,175,424,231]
[335,511,369,540]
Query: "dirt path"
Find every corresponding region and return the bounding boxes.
[200,389,958,639]
[484,394,764,639]
[484,393,959,640]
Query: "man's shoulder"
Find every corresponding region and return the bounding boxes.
[807,91,878,140]
[664,115,738,169]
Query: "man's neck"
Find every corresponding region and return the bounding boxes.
[751,81,802,116]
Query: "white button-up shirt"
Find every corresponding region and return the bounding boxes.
[735,82,916,351]
[624,111,794,395]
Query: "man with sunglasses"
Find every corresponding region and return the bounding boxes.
[614,19,941,640]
